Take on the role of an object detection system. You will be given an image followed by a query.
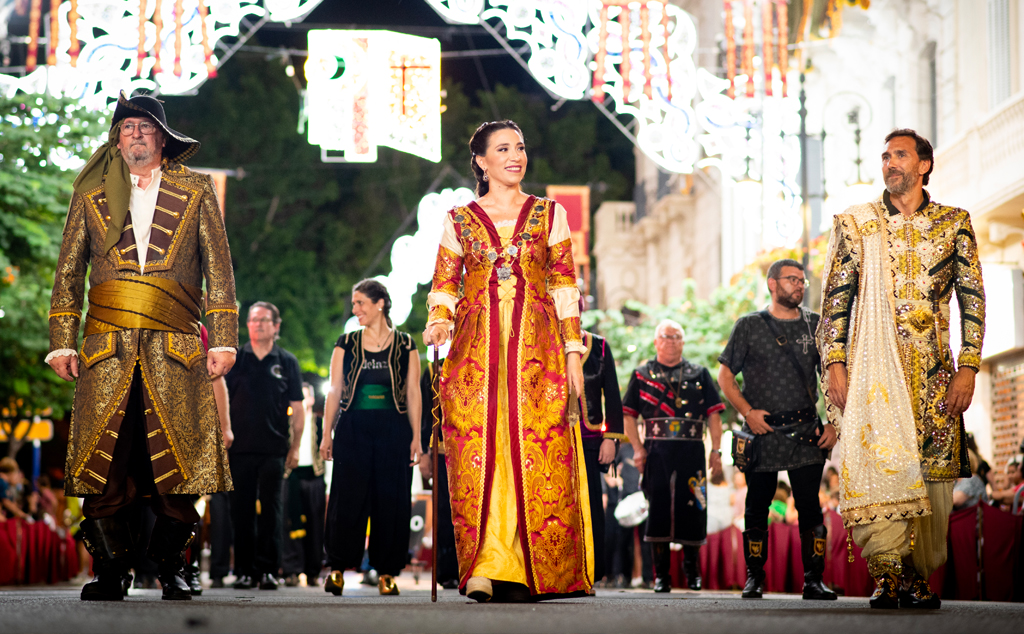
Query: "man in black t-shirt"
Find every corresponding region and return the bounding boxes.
[718,259,837,601]
[226,301,304,590]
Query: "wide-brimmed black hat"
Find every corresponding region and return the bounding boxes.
[111,92,201,163]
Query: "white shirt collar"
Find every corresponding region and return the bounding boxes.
[129,166,162,189]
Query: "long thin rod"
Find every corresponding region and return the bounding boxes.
[430,346,441,602]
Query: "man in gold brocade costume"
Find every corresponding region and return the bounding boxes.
[46,93,238,601]
[818,129,985,609]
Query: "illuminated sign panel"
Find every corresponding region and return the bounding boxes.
[305,30,441,163]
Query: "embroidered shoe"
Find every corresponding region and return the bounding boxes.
[324,570,344,596]
[899,575,941,609]
[378,574,400,596]
[869,573,900,609]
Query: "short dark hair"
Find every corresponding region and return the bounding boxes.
[767,258,803,280]
[884,128,935,186]
[248,301,281,325]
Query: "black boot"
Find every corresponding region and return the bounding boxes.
[147,517,196,601]
[898,559,941,609]
[742,529,767,599]
[182,560,203,595]
[652,543,672,593]
[682,545,702,591]
[800,525,837,600]
[867,553,901,609]
[80,517,135,601]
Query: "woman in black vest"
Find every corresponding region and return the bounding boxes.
[320,279,421,596]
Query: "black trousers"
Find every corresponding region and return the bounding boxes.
[744,463,825,533]
[82,365,198,525]
[583,444,606,582]
[434,458,459,584]
[229,452,285,576]
[642,440,707,545]
[208,491,233,579]
[281,469,326,579]
[324,408,412,576]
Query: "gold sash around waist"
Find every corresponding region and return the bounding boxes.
[85,276,203,337]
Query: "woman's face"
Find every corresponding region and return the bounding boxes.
[351,291,385,327]
[475,128,527,191]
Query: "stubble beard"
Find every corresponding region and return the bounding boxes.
[122,142,156,168]
[777,290,803,309]
[885,169,917,196]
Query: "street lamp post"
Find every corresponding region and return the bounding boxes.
[798,71,811,296]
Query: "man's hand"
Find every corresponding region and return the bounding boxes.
[48,354,79,382]
[709,451,723,480]
[827,363,849,412]
[418,453,432,479]
[745,409,774,435]
[207,350,235,379]
[598,439,617,465]
[632,445,648,474]
[285,446,300,471]
[817,423,838,450]
[423,323,449,347]
[945,367,977,418]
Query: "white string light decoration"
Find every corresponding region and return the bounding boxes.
[0,0,324,108]
[424,0,701,174]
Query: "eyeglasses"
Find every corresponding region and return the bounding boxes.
[120,121,158,135]
[777,275,809,288]
[247,317,275,324]
[656,334,683,341]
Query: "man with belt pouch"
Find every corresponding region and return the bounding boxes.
[622,320,724,593]
[718,259,837,601]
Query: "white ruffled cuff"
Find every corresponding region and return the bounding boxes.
[565,341,587,356]
[45,349,78,364]
[207,347,237,355]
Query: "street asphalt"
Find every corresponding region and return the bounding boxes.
[1,580,1022,634]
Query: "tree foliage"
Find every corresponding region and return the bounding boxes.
[0,93,105,451]
[582,271,767,427]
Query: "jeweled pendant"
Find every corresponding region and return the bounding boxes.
[497,265,512,281]
[507,245,518,256]
[487,250,498,262]
[454,214,465,223]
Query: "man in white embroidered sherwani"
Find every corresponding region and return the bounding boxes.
[818,129,985,609]
[47,93,238,601]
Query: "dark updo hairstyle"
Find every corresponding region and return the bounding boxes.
[353,278,393,327]
[469,120,525,197]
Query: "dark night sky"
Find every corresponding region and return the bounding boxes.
[255,0,547,103]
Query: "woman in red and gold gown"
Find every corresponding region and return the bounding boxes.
[424,121,592,602]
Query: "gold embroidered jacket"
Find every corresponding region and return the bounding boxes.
[49,162,238,496]
[819,192,985,481]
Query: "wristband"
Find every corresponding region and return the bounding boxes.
[709,449,721,455]
[742,408,753,418]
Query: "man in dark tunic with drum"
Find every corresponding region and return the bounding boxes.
[622,320,724,593]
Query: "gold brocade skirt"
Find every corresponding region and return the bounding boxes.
[472,225,528,584]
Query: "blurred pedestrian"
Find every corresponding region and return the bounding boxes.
[0,458,30,521]
[718,258,837,601]
[321,280,421,597]
[623,320,725,593]
[580,328,626,586]
[418,352,460,589]
[45,92,237,601]
[281,383,327,587]
[207,368,233,588]
[226,301,305,590]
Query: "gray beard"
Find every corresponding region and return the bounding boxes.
[122,143,157,168]
[885,170,916,196]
